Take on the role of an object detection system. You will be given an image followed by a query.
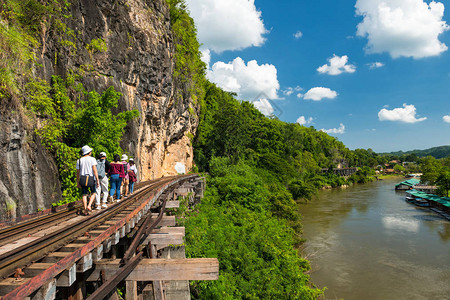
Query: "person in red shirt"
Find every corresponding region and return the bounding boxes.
[108,154,125,201]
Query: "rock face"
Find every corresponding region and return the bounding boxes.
[0,99,62,220]
[0,0,198,221]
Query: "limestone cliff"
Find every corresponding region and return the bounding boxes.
[0,0,199,221]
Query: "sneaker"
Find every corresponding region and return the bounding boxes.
[96,206,101,210]
[101,203,108,208]
[117,199,120,202]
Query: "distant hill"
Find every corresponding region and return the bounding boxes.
[380,145,450,159]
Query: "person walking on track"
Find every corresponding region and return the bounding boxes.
[95,152,110,209]
[76,145,100,215]
[108,154,125,201]
[128,158,138,195]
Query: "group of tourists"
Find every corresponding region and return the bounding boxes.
[76,145,138,215]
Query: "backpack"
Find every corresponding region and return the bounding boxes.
[97,159,106,178]
[123,162,128,173]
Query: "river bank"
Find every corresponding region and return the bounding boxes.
[299,177,450,300]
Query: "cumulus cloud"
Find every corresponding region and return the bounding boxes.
[185,0,267,53]
[355,0,450,58]
[378,103,427,123]
[207,57,280,101]
[321,123,346,134]
[252,98,274,116]
[200,48,211,66]
[282,86,303,97]
[443,115,450,123]
[304,87,338,101]
[368,62,385,69]
[317,55,356,75]
[296,116,314,125]
[293,31,303,39]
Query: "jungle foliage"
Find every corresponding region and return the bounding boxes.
[29,74,139,205]
[1,0,139,205]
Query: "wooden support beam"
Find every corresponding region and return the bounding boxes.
[0,278,32,295]
[112,231,120,245]
[119,226,126,238]
[42,252,71,263]
[143,233,184,246]
[158,216,176,227]
[103,239,112,253]
[166,201,180,208]
[125,281,137,300]
[76,253,92,273]
[92,244,103,262]
[151,227,185,235]
[60,243,87,252]
[28,278,56,300]
[87,258,219,281]
[151,245,164,300]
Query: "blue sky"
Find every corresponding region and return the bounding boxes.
[185,0,450,152]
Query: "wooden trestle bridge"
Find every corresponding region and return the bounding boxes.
[0,174,218,299]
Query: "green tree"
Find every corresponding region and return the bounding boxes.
[30,75,139,205]
[420,156,442,184]
[436,170,450,197]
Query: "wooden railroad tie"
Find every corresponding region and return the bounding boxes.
[87,258,219,281]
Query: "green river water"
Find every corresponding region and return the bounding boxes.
[299,177,450,300]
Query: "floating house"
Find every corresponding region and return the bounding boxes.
[395,178,420,190]
[405,189,450,219]
[413,185,437,194]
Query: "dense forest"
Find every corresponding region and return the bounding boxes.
[380,145,450,160]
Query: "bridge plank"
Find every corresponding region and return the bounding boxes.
[144,233,184,246]
[0,278,32,295]
[87,258,219,281]
[151,226,185,235]
[158,216,176,227]
[166,201,180,208]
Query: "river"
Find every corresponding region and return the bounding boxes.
[299,177,450,300]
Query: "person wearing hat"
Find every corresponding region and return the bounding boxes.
[108,154,125,201]
[120,154,130,197]
[128,158,138,195]
[95,152,110,209]
[76,145,100,215]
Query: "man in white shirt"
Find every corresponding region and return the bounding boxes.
[76,145,100,215]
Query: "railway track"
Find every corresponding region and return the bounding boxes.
[0,174,199,299]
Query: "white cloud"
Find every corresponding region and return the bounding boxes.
[378,103,427,123]
[282,86,303,96]
[443,115,450,123]
[200,48,211,66]
[368,62,385,69]
[253,98,273,116]
[207,57,280,101]
[293,31,303,39]
[317,54,356,75]
[185,0,267,53]
[321,123,346,134]
[296,93,303,98]
[296,116,314,125]
[355,0,450,59]
[304,87,338,101]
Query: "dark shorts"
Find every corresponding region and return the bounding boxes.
[81,184,96,196]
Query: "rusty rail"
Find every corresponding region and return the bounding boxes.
[86,180,180,299]
[1,174,197,299]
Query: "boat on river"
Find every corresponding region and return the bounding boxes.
[413,197,430,207]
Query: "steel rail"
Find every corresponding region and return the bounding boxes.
[87,180,179,299]
[0,208,79,246]
[0,180,150,244]
[1,174,196,299]
[0,178,167,279]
